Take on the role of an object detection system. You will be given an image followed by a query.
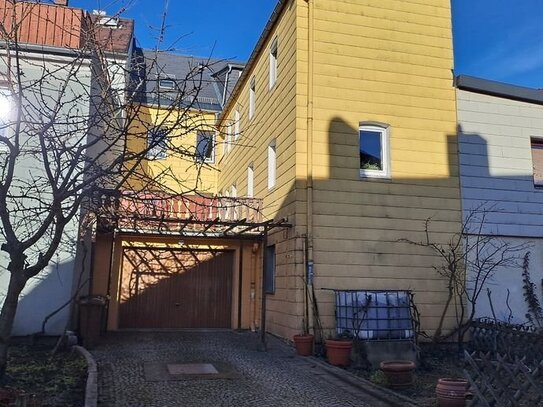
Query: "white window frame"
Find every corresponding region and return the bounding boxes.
[268,139,277,190]
[249,77,256,120]
[195,130,215,164]
[247,164,254,198]
[531,137,543,188]
[269,37,278,90]
[359,123,390,179]
[158,74,176,90]
[226,123,233,153]
[234,109,240,141]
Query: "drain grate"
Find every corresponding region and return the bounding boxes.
[144,361,240,381]
[167,363,219,375]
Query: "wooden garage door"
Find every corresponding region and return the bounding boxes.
[118,248,234,329]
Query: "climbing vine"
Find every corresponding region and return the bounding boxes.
[521,252,543,329]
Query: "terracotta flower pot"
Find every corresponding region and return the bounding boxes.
[293,334,314,356]
[0,387,19,404]
[436,378,471,407]
[380,360,416,388]
[325,339,353,366]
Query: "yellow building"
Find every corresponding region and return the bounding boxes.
[91,1,461,343]
[218,0,461,340]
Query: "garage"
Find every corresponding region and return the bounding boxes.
[118,247,234,329]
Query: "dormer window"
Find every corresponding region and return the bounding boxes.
[159,76,176,90]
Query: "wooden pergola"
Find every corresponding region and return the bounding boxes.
[93,192,291,349]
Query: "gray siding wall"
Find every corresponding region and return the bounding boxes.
[457,88,543,324]
[457,89,543,237]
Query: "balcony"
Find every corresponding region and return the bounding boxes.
[96,192,269,238]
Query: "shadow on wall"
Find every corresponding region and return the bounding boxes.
[267,117,538,337]
[117,247,234,329]
[14,258,75,336]
[458,125,542,324]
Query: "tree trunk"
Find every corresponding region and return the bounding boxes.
[0,271,26,379]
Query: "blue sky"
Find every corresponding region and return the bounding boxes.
[72,0,543,89]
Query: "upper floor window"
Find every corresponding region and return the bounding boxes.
[359,123,390,178]
[147,127,168,160]
[196,131,215,163]
[234,109,240,140]
[158,75,176,90]
[249,77,256,120]
[269,38,278,89]
[268,139,276,190]
[531,138,543,188]
[247,163,254,198]
[226,123,233,153]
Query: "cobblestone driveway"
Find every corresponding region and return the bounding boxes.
[92,331,411,407]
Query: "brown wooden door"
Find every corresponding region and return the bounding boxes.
[118,248,234,329]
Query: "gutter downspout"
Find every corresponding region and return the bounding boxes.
[304,0,315,335]
[259,229,269,350]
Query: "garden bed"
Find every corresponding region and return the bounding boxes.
[0,338,86,407]
[348,343,465,407]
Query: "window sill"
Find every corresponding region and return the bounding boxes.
[360,169,391,179]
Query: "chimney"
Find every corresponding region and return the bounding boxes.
[54,0,69,6]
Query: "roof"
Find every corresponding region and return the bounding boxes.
[456,75,543,105]
[90,14,134,54]
[134,49,244,112]
[0,1,134,55]
[0,0,86,49]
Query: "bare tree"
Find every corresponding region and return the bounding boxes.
[400,204,529,347]
[0,0,225,377]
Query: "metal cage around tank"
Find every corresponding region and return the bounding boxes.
[327,289,419,341]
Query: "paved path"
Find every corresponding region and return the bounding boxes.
[92,331,413,407]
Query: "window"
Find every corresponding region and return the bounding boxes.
[196,131,215,163]
[531,138,543,187]
[230,184,237,198]
[159,76,176,90]
[359,123,390,178]
[269,38,278,89]
[268,140,276,189]
[226,123,233,153]
[234,109,240,140]
[147,128,168,160]
[265,245,276,294]
[249,77,256,120]
[247,164,254,198]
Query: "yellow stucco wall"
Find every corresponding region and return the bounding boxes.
[303,0,461,337]
[125,105,220,194]
[217,0,303,337]
[217,0,461,339]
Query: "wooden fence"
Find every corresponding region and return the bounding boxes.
[465,319,543,406]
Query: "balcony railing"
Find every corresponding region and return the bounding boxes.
[115,193,263,224]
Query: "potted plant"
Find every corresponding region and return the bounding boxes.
[293,332,314,356]
[379,360,416,388]
[436,377,472,407]
[325,330,353,366]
